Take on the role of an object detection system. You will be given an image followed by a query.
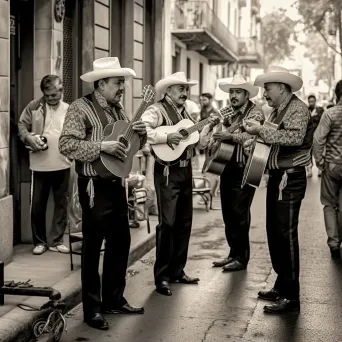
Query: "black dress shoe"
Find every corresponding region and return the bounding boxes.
[222,260,246,272]
[330,248,340,259]
[102,302,144,315]
[258,288,281,302]
[212,257,234,267]
[156,281,172,296]
[85,313,109,330]
[264,298,300,314]
[170,274,199,284]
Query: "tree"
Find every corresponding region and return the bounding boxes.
[261,9,298,66]
[296,0,342,57]
[304,32,335,89]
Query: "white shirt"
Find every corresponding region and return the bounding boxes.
[29,101,72,172]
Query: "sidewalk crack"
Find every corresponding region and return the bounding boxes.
[201,319,217,342]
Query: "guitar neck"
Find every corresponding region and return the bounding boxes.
[186,106,234,135]
[130,100,151,125]
[187,117,211,134]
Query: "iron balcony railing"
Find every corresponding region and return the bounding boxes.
[171,1,239,55]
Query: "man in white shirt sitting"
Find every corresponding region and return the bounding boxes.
[18,75,71,255]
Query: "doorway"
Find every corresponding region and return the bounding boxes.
[10,0,35,245]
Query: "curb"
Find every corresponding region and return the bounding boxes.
[0,229,156,342]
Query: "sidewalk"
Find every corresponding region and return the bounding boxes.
[0,216,158,342]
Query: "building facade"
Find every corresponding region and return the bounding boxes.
[167,0,263,107]
[0,0,164,262]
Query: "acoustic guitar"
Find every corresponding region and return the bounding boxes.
[202,121,244,175]
[241,121,278,188]
[151,106,233,163]
[96,85,156,179]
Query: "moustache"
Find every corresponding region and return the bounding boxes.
[179,96,187,100]
[231,98,238,102]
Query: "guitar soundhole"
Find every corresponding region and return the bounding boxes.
[178,129,188,139]
[119,136,129,149]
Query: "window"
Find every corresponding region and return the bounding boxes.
[199,63,204,95]
[186,58,191,78]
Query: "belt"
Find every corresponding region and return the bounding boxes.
[270,166,305,174]
[78,175,118,182]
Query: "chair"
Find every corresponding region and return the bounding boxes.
[192,176,213,212]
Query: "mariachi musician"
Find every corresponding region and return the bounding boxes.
[141,72,200,297]
[199,75,264,272]
[243,66,313,314]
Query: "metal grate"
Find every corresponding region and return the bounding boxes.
[63,17,73,104]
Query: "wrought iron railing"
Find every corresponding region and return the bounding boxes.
[171,1,238,54]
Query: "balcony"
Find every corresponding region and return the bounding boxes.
[238,37,264,65]
[251,0,261,15]
[171,1,239,64]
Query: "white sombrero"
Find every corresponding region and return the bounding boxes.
[254,66,303,93]
[80,57,136,82]
[155,72,198,94]
[218,75,259,99]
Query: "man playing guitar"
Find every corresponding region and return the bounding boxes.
[199,75,264,272]
[59,57,146,330]
[243,66,313,314]
[141,72,200,296]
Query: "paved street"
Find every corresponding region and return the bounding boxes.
[61,172,342,342]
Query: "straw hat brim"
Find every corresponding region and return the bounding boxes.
[80,68,136,82]
[254,72,303,93]
[218,82,259,99]
[156,78,198,94]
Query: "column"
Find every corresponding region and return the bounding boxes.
[0,0,13,263]
[34,0,64,97]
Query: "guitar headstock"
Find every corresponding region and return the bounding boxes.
[142,85,156,103]
[219,105,234,118]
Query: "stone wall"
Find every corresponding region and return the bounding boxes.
[0,0,13,263]
[34,0,64,98]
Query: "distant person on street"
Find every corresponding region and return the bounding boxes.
[313,80,342,259]
[199,93,218,121]
[18,75,71,256]
[307,94,324,177]
[244,66,313,314]
[199,75,264,272]
[59,57,146,330]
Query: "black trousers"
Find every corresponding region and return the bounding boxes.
[78,177,130,319]
[154,162,193,284]
[31,168,70,246]
[220,161,255,265]
[266,167,307,301]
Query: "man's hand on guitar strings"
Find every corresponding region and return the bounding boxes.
[167,132,183,145]
[212,131,233,142]
[243,138,255,155]
[132,121,147,136]
[101,141,127,159]
[208,113,220,129]
[243,119,261,135]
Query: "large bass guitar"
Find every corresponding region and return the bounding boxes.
[202,120,244,175]
[241,121,278,188]
[151,106,233,163]
[95,85,155,178]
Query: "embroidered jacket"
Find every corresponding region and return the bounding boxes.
[260,94,313,169]
[59,90,147,177]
